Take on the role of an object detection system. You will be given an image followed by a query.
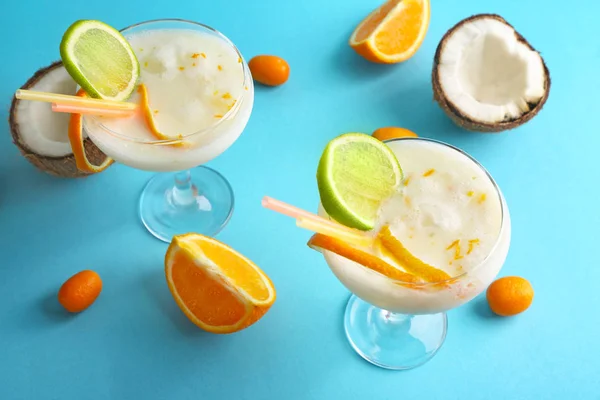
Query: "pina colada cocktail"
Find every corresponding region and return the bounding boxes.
[82,20,254,241]
[315,137,510,370]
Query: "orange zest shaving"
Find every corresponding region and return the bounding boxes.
[467,191,474,197]
[218,65,223,71]
[446,239,463,260]
[467,239,480,255]
[378,226,451,282]
[191,53,200,59]
[201,52,206,58]
[478,193,487,203]
[67,89,114,173]
[179,66,185,71]
[138,84,186,147]
[222,93,232,99]
[423,168,435,177]
[307,233,421,284]
[404,176,411,186]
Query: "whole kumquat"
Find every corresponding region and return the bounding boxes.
[58,270,103,313]
[486,276,534,316]
[248,55,290,86]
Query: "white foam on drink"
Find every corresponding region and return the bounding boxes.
[378,140,503,275]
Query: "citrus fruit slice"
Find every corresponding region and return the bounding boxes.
[60,20,140,101]
[349,0,430,64]
[372,126,418,141]
[377,225,451,282]
[67,89,114,173]
[317,133,402,231]
[308,233,420,283]
[165,233,276,334]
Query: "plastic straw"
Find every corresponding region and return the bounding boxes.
[15,89,137,110]
[261,196,353,230]
[52,103,135,117]
[296,218,372,247]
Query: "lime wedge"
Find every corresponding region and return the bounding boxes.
[60,20,139,101]
[317,133,403,231]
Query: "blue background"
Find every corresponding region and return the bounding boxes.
[1,0,598,399]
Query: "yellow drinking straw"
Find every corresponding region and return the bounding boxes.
[15,89,138,110]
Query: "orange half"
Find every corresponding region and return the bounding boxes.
[349,0,430,64]
[68,89,114,173]
[165,233,276,334]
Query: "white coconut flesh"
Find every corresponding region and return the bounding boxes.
[15,65,81,157]
[437,17,546,123]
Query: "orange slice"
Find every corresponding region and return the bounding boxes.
[138,84,186,147]
[68,89,114,173]
[349,0,430,64]
[378,225,451,282]
[308,233,421,284]
[165,233,276,334]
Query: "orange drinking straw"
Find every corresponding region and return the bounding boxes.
[15,89,137,110]
[262,196,350,231]
[52,103,135,117]
[261,196,372,244]
[296,217,373,247]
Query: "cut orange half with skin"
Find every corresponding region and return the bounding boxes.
[165,233,276,334]
[349,0,431,64]
[308,233,421,284]
[68,89,114,173]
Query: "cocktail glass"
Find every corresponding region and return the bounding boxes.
[82,19,253,242]
[318,138,511,370]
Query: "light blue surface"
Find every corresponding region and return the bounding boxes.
[1,0,598,398]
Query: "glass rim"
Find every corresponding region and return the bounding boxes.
[83,18,251,145]
[355,137,506,287]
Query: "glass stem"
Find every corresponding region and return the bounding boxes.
[172,170,196,206]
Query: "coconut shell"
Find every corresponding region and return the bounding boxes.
[432,14,551,133]
[9,61,111,178]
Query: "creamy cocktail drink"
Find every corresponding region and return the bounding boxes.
[323,138,510,315]
[312,137,510,370]
[79,20,253,242]
[84,28,252,172]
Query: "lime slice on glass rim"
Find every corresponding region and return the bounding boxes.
[60,20,139,101]
[317,133,403,231]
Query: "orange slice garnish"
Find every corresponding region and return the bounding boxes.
[138,84,187,146]
[165,233,276,334]
[308,233,421,284]
[68,89,114,173]
[349,0,430,64]
[378,225,451,282]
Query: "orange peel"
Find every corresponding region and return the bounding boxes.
[308,233,421,284]
[67,89,114,173]
[138,84,188,147]
[378,225,451,282]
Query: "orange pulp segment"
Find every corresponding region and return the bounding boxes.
[378,225,451,282]
[165,233,276,334]
[308,233,421,283]
[349,0,430,64]
[68,89,114,173]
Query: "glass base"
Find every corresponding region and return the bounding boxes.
[344,295,447,370]
[139,166,234,243]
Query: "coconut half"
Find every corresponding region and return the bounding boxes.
[9,61,110,177]
[432,14,550,132]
